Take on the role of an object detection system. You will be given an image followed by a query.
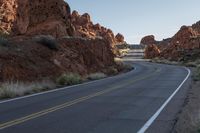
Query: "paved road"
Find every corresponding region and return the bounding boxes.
[0,61,190,133]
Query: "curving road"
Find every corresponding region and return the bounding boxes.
[0,61,191,133]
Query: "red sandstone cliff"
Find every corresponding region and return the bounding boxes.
[0,0,123,81]
[142,20,200,60]
[0,0,74,37]
[140,35,156,45]
[71,10,125,47]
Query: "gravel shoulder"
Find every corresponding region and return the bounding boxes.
[173,78,200,133]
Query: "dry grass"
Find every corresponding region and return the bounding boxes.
[56,73,82,86]
[184,61,199,67]
[193,65,200,81]
[0,80,56,99]
[87,73,107,80]
[115,59,133,73]
[150,58,179,65]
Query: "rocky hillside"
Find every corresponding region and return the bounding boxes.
[142,20,200,60]
[0,0,124,82]
[0,0,73,37]
[71,10,125,47]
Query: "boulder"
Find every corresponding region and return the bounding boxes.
[140,35,156,45]
[144,44,161,59]
[115,33,125,43]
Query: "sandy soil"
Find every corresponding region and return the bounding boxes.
[173,80,200,133]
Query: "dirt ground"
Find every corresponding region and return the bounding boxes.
[173,80,200,133]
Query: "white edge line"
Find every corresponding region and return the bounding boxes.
[137,67,191,133]
[0,66,137,104]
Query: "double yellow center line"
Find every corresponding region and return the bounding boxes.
[0,68,161,130]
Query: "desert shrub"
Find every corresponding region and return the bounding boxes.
[0,80,56,99]
[185,62,198,67]
[87,73,107,80]
[0,37,8,47]
[193,65,200,81]
[122,63,134,72]
[56,73,82,86]
[34,35,58,50]
[195,59,200,64]
[0,30,9,47]
[107,66,119,75]
[115,59,133,73]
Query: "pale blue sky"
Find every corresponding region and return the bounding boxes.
[66,0,200,44]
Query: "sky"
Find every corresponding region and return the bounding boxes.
[66,0,200,44]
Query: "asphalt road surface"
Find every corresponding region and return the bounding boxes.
[0,61,191,133]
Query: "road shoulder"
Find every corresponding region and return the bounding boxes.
[172,81,200,133]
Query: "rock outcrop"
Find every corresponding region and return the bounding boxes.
[142,20,200,60]
[0,0,121,81]
[144,44,160,59]
[115,33,125,44]
[160,23,200,60]
[140,35,156,45]
[71,10,125,46]
[0,37,115,81]
[0,0,16,34]
[0,0,74,37]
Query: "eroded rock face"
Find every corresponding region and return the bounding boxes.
[142,20,200,60]
[144,44,160,59]
[160,25,200,60]
[0,0,74,37]
[71,10,122,46]
[192,20,200,33]
[0,0,17,34]
[115,33,125,43]
[0,0,119,81]
[0,37,115,81]
[140,35,156,45]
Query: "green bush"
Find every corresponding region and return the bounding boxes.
[34,35,58,50]
[56,73,82,86]
[87,73,107,80]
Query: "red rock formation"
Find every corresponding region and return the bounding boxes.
[160,24,200,60]
[0,0,74,37]
[0,0,119,81]
[0,0,17,34]
[140,35,156,45]
[142,20,200,60]
[71,10,125,47]
[0,37,115,81]
[115,33,125,43]
[144,44,160,59]
[192,21,200,33]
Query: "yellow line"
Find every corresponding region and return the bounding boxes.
[0,68,161,130]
